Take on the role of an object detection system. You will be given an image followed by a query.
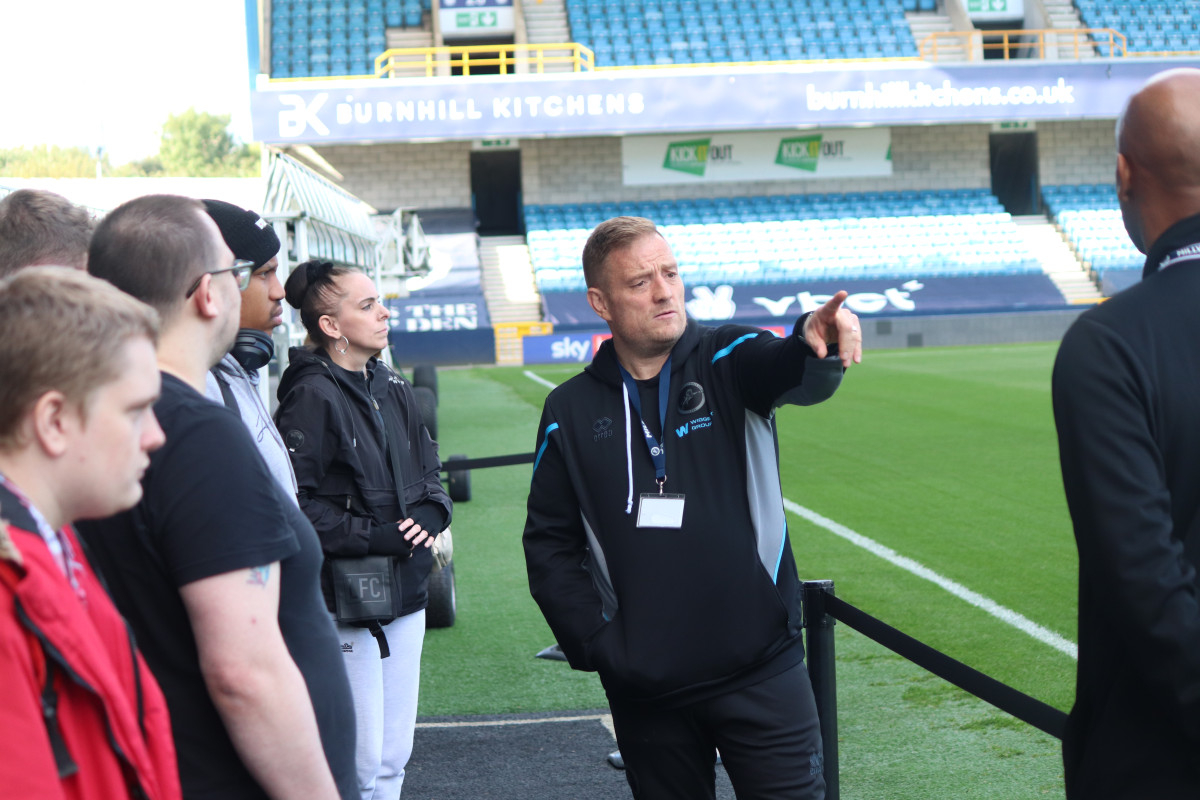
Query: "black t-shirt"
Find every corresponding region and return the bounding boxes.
[78,373,357,800]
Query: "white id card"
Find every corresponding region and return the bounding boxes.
[636,493,686,529]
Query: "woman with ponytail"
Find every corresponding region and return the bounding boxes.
[273,260,451,799]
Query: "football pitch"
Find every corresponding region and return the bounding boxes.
[422,340,1076,799]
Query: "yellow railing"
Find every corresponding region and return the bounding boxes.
[374,43,595,78]
[266,30,1198,82]
[919,28,1128,61]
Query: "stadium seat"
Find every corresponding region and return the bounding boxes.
[525,189,1042,290]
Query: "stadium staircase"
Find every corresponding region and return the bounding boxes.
[520,0,576,72]
[1011,215,1103,304]
[1042,0,1101,58]
[386,26,436,71]
[907,8,967,60]
[479,236,543,364]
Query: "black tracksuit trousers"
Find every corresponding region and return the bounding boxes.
[607,661,826,800]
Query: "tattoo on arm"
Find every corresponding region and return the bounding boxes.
[247,565,271,587]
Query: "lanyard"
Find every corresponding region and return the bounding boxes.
[619,356,671,491]
[1158,243,1200,272]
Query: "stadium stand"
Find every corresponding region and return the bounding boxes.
[1042,183,1143,295]
[1075,0,1200,54]
[564,0,922,67]
[526,189,1040,291]
[271,0,432,77]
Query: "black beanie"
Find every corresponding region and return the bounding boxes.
[202,199,281,270]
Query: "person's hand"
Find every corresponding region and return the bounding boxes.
[399,517,435,548]
[802,291,862,368]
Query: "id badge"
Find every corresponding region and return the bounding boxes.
[636,493,686,529]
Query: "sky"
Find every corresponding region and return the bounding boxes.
[0,0,256,165]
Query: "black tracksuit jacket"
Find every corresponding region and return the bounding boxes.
[275,347,451,617]
[523,316,844,705]
[1053,212,1200,798]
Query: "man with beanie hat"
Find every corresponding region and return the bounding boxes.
[201,199,297,497]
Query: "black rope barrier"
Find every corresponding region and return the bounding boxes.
[440,453,535,472]
[821,592,1068,740]
[446,450,1070,788]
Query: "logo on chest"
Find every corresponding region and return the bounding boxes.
[674,382,713,440]
[593,416,614,442]
[678,382,705,414]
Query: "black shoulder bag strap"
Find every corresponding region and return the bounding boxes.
[211,367,240,416]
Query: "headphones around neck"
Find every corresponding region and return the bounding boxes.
[231,328,275,371]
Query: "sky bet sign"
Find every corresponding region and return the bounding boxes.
[523,332,610,364]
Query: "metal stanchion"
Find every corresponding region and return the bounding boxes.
[803,579,839,800]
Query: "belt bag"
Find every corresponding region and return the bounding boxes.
[329,555,401,624]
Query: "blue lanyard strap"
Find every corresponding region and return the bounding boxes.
[1159,243,1200,272]
[619,356,671,488]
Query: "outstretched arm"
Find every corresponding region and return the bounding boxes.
[802,290,863,368]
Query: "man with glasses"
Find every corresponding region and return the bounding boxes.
[78,195,357,800]
[201,200,298,499]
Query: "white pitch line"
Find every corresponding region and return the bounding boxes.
[523,369,559,390]
[784,498,1078,660]
[417,714,610,730]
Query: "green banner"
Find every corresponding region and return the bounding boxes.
[775,134,823,172]
[662,138,711,177]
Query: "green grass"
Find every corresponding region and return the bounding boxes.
[423,344,1076,798]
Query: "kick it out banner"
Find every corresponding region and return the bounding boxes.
[621,127,892,185]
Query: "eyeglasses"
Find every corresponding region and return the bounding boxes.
[185,259,256,298]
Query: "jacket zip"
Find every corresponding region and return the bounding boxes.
[15,597,151,798]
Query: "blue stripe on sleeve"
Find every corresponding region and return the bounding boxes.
[772,521,787,583]
[532,423,560,476]
[712,332,760,364]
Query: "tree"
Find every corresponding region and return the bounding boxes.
[0,145,107,178]
[0,111,260,179]
[158,108,260,178]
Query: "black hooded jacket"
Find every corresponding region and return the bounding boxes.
[275,347,451,616]
[1054,212,1200,798]
[524,316,844,705]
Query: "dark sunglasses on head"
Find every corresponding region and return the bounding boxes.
[185,259,256,298]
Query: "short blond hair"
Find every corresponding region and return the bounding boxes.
[0,266,160,451]
[581,216,663,290]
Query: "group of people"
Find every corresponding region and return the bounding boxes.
[2,66,1199,800]
[0,190,447,800]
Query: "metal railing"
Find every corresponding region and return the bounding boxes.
[918,27,1127,61]
[263,30,1200,82]
[374,43,595,78]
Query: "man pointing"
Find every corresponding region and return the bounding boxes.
[524,216,860,800]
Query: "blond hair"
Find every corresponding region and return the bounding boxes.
[0,266,160,451]
[581,216,663,290]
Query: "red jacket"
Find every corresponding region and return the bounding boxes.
[0,509,181,800]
